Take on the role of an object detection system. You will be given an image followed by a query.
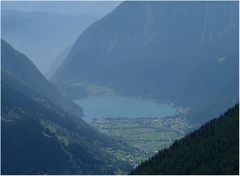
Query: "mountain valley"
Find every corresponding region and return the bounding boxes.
[1,1,239,175]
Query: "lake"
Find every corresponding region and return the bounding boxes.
[74,96,178,123]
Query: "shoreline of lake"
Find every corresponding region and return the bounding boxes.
[74,95,180,123]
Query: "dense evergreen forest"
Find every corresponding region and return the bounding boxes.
[131,104,239,175]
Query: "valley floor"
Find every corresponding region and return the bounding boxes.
[92,115,191,167]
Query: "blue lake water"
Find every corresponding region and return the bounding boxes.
[74,96,178,123]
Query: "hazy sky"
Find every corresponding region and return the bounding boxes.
[1,1,122,17]
[1,1,123,74]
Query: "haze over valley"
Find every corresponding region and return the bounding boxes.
[1,1,239,175]
[1,1,120,74]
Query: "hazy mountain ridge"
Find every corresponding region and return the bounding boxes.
[1,1,239,174]
[1,1,121,16]
[52,1,238,125]
[1,10,98,73]
[45,44,73,79]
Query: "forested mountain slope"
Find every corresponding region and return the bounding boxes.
[1,40,131,174]
[1,39,83,118]
[52,1,238,125]
[131,104,239,175]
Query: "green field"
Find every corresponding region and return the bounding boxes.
[92,116,191,167]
